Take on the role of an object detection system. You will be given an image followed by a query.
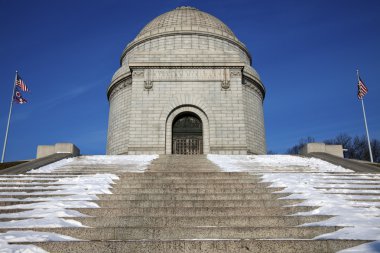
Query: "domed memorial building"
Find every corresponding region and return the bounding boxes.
[107,6,266,155]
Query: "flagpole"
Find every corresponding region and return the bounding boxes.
[357,69,374,163]
[1,71,17,163]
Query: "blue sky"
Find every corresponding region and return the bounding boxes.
[0,0,379,161]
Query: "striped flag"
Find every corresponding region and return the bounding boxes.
[357,77,368,99]
[13,88,27,104]
[16,74,30,92]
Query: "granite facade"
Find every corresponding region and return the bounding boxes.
[106,7,266,155]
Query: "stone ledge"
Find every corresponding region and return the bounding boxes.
[0,153,74,175]
[37,143,80,159]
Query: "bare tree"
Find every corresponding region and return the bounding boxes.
[324,133,353,158]
[286,137,315,154]
[291,133,380,163]
[371,139,380,163]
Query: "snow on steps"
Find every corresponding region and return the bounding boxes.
[208,155,380,252]
[0,154,378,252]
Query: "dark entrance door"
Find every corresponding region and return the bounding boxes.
[172,113,203,155]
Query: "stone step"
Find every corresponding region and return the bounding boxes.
[111,182,272,189]
[327,182,380,185]
[326,192,380,196]
[29,172,114,175]
[145,170,225,173]
[0,199,303,208]
[1,154,367,252]
[0,180,60,183]
[0,189,58,193]
[0,174,82,177]
[110,187,284,194]
[28,240,370,253]
[96,199,303,208]
[0,186,72,191]
[0,183,69,187]
[316,186,380,190]
[72,206,316,216]
[121,172,254,177]
[107,178,264,183]
[2,226,341,240]
[0,192,80,196]
[0,215,330,227]
[0,194,75,199]
[98,192,291,201]
[0,193,288,201]
[0,187,280,194]
[55,167,127,170]
[65,215,331,227]
[52,170,125,173]
[26,172,256,178]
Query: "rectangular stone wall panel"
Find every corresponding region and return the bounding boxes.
[242,81,266,154]
[126,68,248,154]
[106,84,132,154]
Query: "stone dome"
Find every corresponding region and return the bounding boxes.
[121,6,249,61]
[136,6,236,40]
[113,6,264,92]
[107,6,267,156]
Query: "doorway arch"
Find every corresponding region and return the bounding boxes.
[172,113,203,154]
[165,105,209,154]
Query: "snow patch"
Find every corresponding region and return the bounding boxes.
[208,155,380,252]
[0,230,80,242]
[0,218,85,228]
[0,155,159,250]
[338,241,380,253]
[29,155,158,173]
[0,241,48,253]
[207,154,352,172]
[28,157,75,173]
[0,231,81,252]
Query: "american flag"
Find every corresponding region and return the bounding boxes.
[16,74,29,92]
[357,77,368,99]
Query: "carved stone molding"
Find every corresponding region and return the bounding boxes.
[243,77,264,100]
[144,80,153,90]
[129,65,244,70]
[109,77,132,100]
[121,32,252,66]
[221,80,230,90]
[230,70,242,78]
[221,68,230,90]
[143,69,226,81]
[144,69,153,90]
[132,70,144,78]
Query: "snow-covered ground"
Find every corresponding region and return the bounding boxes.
[208,154,380,253]
[0,155,157,252]
[208,154,352,172]
[30,155,158,173]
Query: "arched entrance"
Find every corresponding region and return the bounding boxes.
[172,113,203,154]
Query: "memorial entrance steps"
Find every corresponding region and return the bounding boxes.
[0,155,368,252]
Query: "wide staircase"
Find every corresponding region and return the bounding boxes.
[0,155,368,252]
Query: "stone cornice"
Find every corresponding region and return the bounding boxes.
[107,65,266,101]
[128,62,245,69]
[120,31,252,66]
[107,75,132,101]
[242,72,266,100]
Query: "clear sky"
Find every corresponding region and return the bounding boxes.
[0,0,379,161]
